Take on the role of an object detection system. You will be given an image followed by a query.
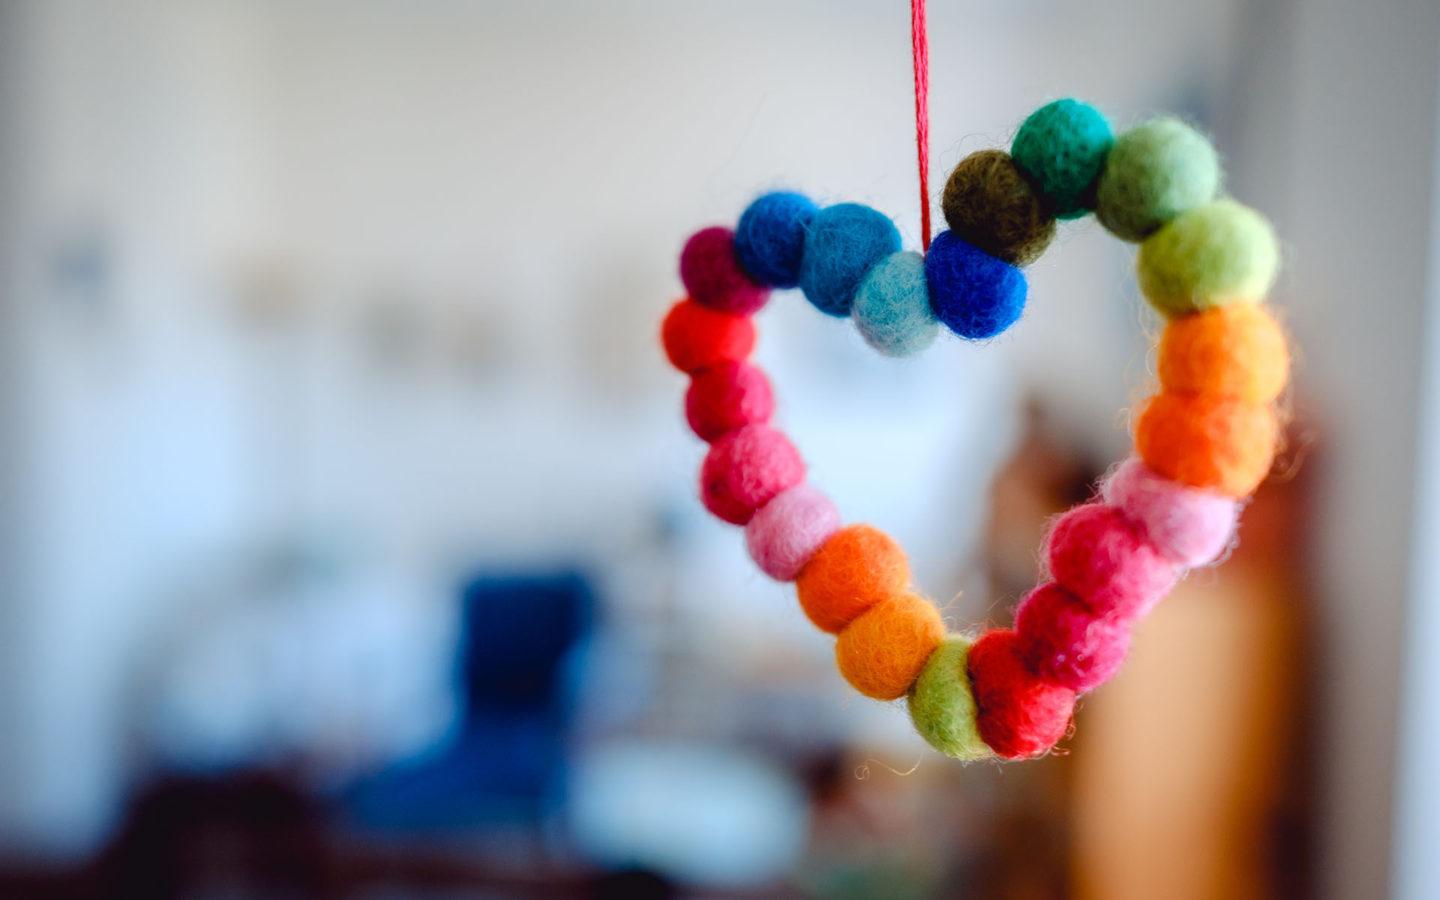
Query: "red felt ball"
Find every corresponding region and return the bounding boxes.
[1045,503,1178,622]
[1013,582,1132,693]
[680,226,771,315]
[967,629,1076,759]
[661,299,757,374]
[700,423,805,525]
[685,361,774,442]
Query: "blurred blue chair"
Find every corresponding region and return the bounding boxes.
[344,569,595,834]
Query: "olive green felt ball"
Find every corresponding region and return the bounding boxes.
[1137,199,1279,317]
[1011,98,1114,220]
[941,150,1056,266]
[907,635,993,761]
[1097,118,1222,242]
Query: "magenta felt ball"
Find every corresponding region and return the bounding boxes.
[745,484,841,581]
[1045,503,1178,622]
[680,227,770,315]
[1014,582,1132,693]
[700,424,805,525]
[685,361,775,442]
[1101,457,1239,568]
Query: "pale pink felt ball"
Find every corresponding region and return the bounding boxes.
[744,484,841,581]
[1101,457,1239,568]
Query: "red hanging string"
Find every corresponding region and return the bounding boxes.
[910,0,932,249]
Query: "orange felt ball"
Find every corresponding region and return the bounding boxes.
[835,593,946,700]
[1135,392,1279,496]
[796,524,910,633]
[1159,305,1290,403]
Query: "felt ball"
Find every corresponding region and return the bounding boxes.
[799,203,902,317]
[661,299,756,373]
[1137,200,1280,317]
[1135,393,1279,496]
[679,226,770,316]
[940,150,1056,265]
[1159,304,1290,404]
[1097,118,1222,242]
[852,251,940,357]
[1013,583,1132,693]
[907,635,993,761]
[1101,457,1239,568]
[796,524,910,633]
[835,592,945,701]
[735,191,818,288]
[1010,98,1114,219]
[967,629,1076,759]
[745,484,842,581]
[684,361,774,442]
[1046,502,1178,622]
[924,230,1027,339]
[700,424,805,525]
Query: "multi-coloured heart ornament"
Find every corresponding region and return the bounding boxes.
[660,99,1289,761]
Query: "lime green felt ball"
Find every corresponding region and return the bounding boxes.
[907,635,993,761]
[1011,99,1113,220]
[1137,199,1279,317]
[1097,118,1222,242]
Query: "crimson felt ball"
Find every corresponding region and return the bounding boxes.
[700,424,805,525]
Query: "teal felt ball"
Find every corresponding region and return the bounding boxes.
[852,251,939,357]
[1011,98,1114,220]
[1097,118,1222,242]
[799,203,902,317]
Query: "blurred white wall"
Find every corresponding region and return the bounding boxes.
[1388,5,1440,897]
[2,2,1438,897]
[1226,1,1440,897]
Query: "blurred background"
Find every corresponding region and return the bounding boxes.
[0,0,1437,897]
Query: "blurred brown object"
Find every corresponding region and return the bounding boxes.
[1070,430,1314,900]
[968,400,1103,899]
[978,401,1313,900]
[985,399,1103,605]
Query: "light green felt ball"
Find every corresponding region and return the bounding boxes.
[1137,199,1279,317]
[1011,98,1113,220]
[853,251,939,357]
[1097,118,1222,242]
[907,635,993,761]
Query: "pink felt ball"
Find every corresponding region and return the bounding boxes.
[700,424,805,525]
[1101,457,1239,568]
[744,484,841,581]
[1014,582,1132,693]
[680,227,771,316]
[1045,502,1178,622]
[685,361,775,443]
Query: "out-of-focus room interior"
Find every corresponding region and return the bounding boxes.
[1,0,1438,897]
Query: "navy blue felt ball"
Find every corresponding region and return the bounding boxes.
[799,203,902,317]
[924,230,1027,339]
[735,192,818,288]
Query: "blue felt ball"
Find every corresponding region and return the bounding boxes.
[853,251,939,357]
[734,191,819,288]
[799,203,902,317]
[924,231,1027,339]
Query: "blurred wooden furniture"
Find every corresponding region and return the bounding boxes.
[1071,471,1312,900]
[980,403,1312,900]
